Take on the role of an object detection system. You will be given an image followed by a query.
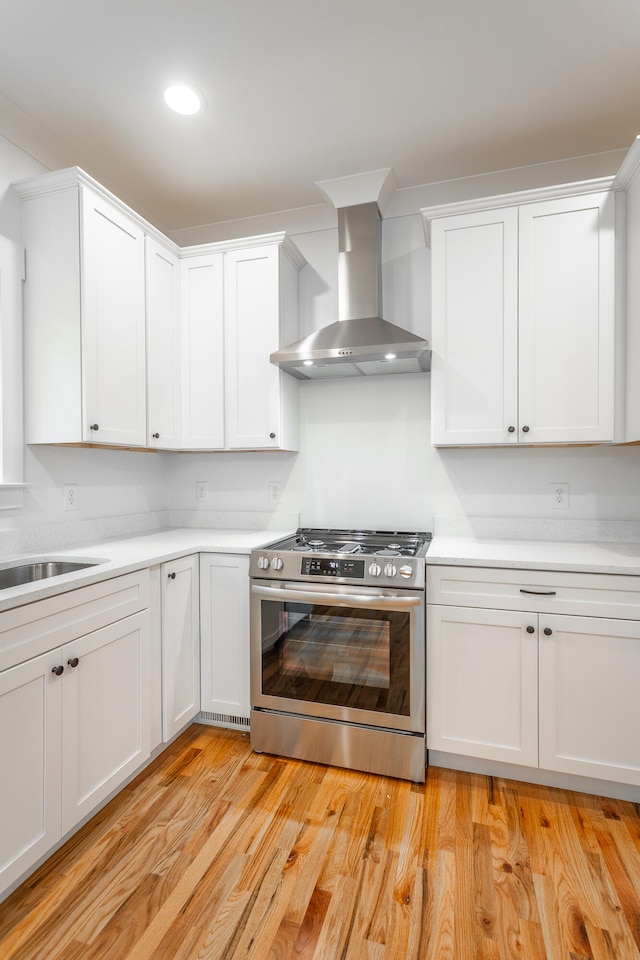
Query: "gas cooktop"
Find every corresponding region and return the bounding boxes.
[250,528,432,586]
[280,528,432,557]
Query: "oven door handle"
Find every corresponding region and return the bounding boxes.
[251,584,422,609]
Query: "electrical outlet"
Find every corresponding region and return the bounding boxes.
[196,480,208,505]
[550,482,569,509]
[63,483,79,511]
[268,481,282,504]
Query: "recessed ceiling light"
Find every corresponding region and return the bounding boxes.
[384,353,397,360]
[303,360,314,366]
[163,84,203,116]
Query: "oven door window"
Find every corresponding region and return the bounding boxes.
[260,599,411,715]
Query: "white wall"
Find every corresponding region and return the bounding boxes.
[167,207,640,532]
[2,128,640,540]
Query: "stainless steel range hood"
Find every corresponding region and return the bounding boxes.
[271,185,430,380]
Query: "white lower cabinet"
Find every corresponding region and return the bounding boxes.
[61,611,150,833]
[200,553,250,722]
[427,565,640,788]
[161,554,200,741]
[539,614,640,785]
[427,605,538,766]
[0,650,63,895]
[0,572,150,901]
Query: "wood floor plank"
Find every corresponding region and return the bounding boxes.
[3,726,640,960]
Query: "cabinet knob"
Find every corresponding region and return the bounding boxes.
[89,423,99,431]
[507,425,516,433]
[269,432,276,439]
[543,627,552,636]
[67,657,79,668]
[526,625,535,634]
[168,571,176,580]
[51,665,64,676]
[522,425,530,433]
[152,432,160,439]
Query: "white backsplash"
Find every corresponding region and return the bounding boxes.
[0,510,300,559]
[434,516,640,542]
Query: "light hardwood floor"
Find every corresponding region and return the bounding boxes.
[1,724,640,959]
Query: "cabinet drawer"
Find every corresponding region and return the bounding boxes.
[427,565,640,619]
[0,570,150,672]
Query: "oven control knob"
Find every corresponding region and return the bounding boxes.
[270,557,284,571]
[257,556,270,570]
[383,563,397,578]
[368,562,381,577]
[399,564,414,579]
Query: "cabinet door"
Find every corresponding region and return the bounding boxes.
[539,614,640,784]
[80,185,147,446]
[162,555,200,741]
[0,235,24,487]
[0,650,62,896]
[430,208,519,445]
[427,605,538,765]
[146,238,181,449]
[518,192,615,443]
[61,611,150,834]
[224,246,283,449]
[181,254,225,449]
[200,554,250,721]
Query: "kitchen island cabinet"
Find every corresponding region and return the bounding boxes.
[424,186,620,446]
[427,564,640,791]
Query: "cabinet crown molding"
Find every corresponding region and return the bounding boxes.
[420,176,616,246]
[612,136,640,190]
[12,167,306,268]
[179,232,306,268]
[13,166,180,253]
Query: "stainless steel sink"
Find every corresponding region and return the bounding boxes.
[0,560,103,590]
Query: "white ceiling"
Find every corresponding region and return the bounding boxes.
[1,0,639,233]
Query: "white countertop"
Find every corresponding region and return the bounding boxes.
[0,527,294,612]
[427,535,640,576]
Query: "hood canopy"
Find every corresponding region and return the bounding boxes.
[270,171,430,380]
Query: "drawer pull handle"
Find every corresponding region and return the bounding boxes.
[526,625,535,634]
[51,665,64,676]
[543,627,553,636]
[168,572,176,580]
[67,657,79,668]
[519,589,557,596]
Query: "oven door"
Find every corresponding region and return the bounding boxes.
[250,579,425,732]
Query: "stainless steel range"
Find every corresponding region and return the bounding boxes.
[249,528,431,782]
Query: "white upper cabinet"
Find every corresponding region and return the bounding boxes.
[224,241,302,450]
[146,237,182,449]
[430,206,519,446]
[0,235,24,490]
[180,252,225,450]
[425,187,620,446]
[81,187,147,446]
[16,168,304,452]
[17,171,150,447]
[181,236,304,451]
